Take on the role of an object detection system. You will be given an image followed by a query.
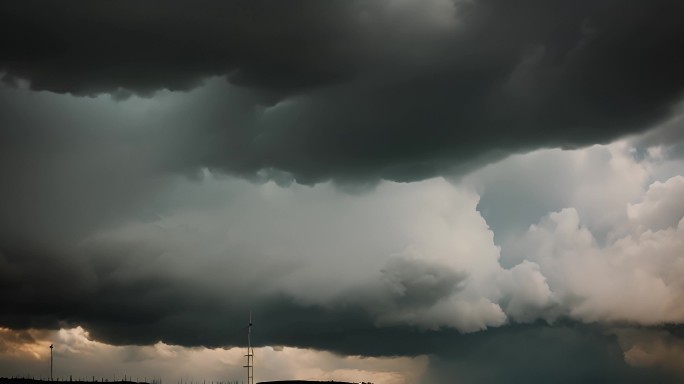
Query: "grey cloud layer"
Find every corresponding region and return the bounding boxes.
[3,0,684,182]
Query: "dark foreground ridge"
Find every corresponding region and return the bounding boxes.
[257,382,359,384]
[1,379,149,384]
[1,379,364,384]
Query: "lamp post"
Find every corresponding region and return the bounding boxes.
[50,344,54,381]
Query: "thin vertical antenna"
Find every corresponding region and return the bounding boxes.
[243,312,253,384]
[50,344,53,381]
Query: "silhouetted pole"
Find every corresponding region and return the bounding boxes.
[243,312,253,384]
[50,344,54,381]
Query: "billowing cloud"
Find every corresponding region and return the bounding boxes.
[512,204,684,324]
[2,145,683,348]
[1,177,512,343]
[627,175,684,232]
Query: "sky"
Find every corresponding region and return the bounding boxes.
[1,1,684,383]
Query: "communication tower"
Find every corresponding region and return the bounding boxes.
[243,312,254,384]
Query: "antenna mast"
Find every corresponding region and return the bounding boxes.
[243,312,254,384]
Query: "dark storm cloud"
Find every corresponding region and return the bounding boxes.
[0,243,465,350]
[2,0,684,183]
[0,1,355,96]
[2,2,684,382]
